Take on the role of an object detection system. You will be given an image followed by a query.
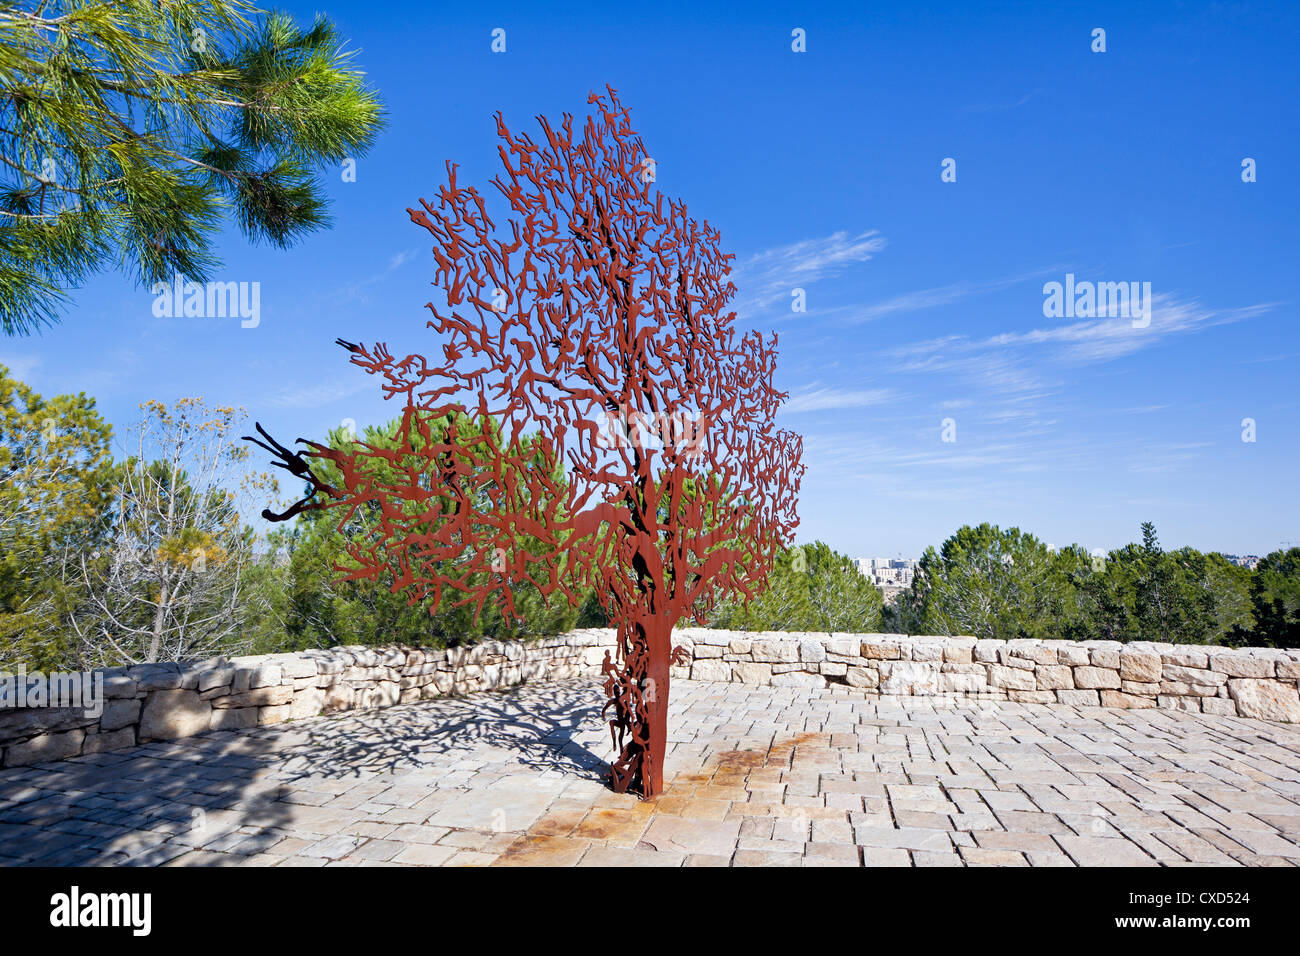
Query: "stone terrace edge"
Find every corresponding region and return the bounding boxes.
[2,629,1298,768]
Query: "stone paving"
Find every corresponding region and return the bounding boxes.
[1,679,1298,866]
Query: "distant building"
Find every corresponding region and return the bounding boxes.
[854,555,917,592]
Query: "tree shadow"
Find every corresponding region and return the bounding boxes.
[0,678,611,866]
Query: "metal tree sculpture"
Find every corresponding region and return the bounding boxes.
[248,88,803,797]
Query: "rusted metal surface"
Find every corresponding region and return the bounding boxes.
[246,88,803,797]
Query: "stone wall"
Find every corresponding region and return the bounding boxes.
[4,629,1299,768]
[669,629,1300,723]
[0,632,614,768]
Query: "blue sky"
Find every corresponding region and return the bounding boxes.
[3,0,1297,558]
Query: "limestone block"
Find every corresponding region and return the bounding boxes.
[258,704,292,726]
[1007,641,1056,665]
[1090,648,1121,669]
[1099,690,1156,709]
[1200,698,1238,717]
[0,707,96,738]
[1073,666,1121,690]
[1034,665,1074,690]
[4,728,85,765]
[1161,647,1208,668]
[751,640,799,663]
[999,653,1035,670]
[799,639,827,663]
[128,663,182,691]
[100,698,141,732]
[211,685,293,709]
[290,688,325,720]
[1119,650,1162,683]
[732,662,772,684]
[1055,644,1091,667]
[1055,689,1100,707]
[1162,664,1226,686]
[1227,679,1300,722]
[910,641,944,663]
[987,664,1036,691]
[1120,681,1160,697]
[878,661,937,695]
[1207,652,1274,679]
[938,672,987,694]
[861,640,902,660]
[139,689,211,740]
[103,675,141,699]
[198,666,235,692]
[693,629,731,646]
[845,667,879,689]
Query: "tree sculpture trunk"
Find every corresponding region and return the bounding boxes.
[247,88,804,800]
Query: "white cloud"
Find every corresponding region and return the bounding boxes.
[783,386,897,413]
[732,230,885,314]
[0,353,41,382]
[387,248,419,272]
[829,268,1058,325]
[262,379,373,409]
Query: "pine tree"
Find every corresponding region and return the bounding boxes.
[0,1,384,335]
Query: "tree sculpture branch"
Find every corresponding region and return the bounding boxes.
[249,87,803,797]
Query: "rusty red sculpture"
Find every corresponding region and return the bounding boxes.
[247,88,803,797]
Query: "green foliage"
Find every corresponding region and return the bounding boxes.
[894,521,1270,646]
[2,359,1297,668]
[0,1,384,334]
[1070,527,1252,645]
[902,523,1077,640]
[273,414,580,651]
[708,541,883,632]
[0,362,113,667]
[1248,548,1300,647]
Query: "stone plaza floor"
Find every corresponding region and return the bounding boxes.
[1,678,1298,866]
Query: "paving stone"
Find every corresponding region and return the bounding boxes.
[640,816,741,856]
[1054,834,1159,866]
[578,845,685,866]
[4,676,1299,868]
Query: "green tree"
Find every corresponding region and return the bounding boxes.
[1247,547,1300,647]
[0,362,113,668]
[0,1,384,334]
[707,541,883,632]
[68,398,276,664]
[274,412,581,651]
[1072,524,1251,645]
[905,523,1077,640]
